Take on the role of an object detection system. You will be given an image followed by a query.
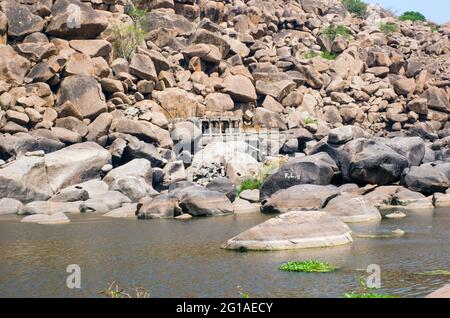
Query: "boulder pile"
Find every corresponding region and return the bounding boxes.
[0,0,448,228]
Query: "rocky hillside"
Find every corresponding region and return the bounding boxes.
[0,0,449,223]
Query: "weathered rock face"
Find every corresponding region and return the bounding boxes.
[0,46,31,85]
[0,153,53,202]
[137,193,182,219]
[21,201,83,215]
[2,1,46,38]
[109,118,158,144]
[222,75,257,102]
[206,177,236,202]
[153,88,198,118]
[323,194,382,223]
[44,142,111,192]
[378,137,425,167]
[0,198,23,215]
[402,162,450,194]
[342,139,410,185]
[179,189,233,216]
[104,204,138,218]
[103,159,154,201]
[21,212,70,224]
[261,152,338,199]
[57,75,107,120]
[261,184,339,213]
[222,211,353,251]
[45,0,109,39]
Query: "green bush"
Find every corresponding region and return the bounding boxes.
[112,24,145,60]
[279,261,337,273]
[342,0,368,17]
[237,179,262,196]
[113,1,147,60]
[321,25,352,41]
[304,50,318,59]
[320,51,337,60]
[399,11,426,22]
[303,116,318,125]
[379,22,397,34]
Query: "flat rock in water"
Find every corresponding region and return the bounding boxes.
[21,212,70,225]
[222,211,353,251]
[103,204,138,218]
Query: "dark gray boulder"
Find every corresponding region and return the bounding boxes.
[342,138,410,185]
[260,152,338,199]
[402,162,450,194]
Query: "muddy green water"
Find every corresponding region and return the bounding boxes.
[0,208,449,298]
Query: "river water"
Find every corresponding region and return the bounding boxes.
[0,208,449,298]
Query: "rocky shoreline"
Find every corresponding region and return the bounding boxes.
[0,0,449,252]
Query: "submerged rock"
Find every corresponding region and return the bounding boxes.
[21,212,70,224]
[222,211,353,251]
[103,204,138,218]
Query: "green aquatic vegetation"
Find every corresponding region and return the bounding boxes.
[279,261,337,273]
[321,25,352,41]
[343,293,398,298]
[237,285,250,298]
[237,178,262,196]
[342,0,368,17]
[343,275,398,298]
[379,22,397,35]
[399,11,426,22]
[100,281,150,298]
[414,270,450,276]
[320,51,337,60]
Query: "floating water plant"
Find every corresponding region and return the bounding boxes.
[343,275,399,298]
[414,270,450,276]
[343,293,398,298]
[279,260,337,273]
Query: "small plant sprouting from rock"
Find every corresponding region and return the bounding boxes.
[99,281,151,298]
[430,25,439,33]
[320,51,337,60]
[237,285,250,298]
[342,0,368,17]
[303,116,318,125]
[399,11,426,22]
[304,50,318,59]
[112,1,147,60]
[379,22,397,35]
[279,260,337,273]
[321,25,352,41]
[237,178,262,196]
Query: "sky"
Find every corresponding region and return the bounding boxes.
[365,0,450,24]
